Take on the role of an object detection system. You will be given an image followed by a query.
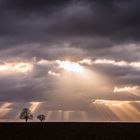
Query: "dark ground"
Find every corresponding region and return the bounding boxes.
[0,122,139,140]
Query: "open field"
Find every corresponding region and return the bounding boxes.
[0,122,139,140]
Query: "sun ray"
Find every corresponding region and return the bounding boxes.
[30,102,41,113]
[46,111,53,121]
[0,103,12,119]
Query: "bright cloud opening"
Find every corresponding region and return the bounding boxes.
[56,60,84,73]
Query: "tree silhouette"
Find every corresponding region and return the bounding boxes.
[37,114,46,122]
[19,108,33,122]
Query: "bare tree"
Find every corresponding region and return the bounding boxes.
[37,114,46,122]
[19,108,33,122]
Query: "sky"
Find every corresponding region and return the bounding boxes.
[0,0,140,122]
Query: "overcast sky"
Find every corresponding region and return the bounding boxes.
[0,0,140,122]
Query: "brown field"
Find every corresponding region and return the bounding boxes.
[0,122,139,140]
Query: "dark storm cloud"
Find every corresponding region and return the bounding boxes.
[46,0,140,40]
[0,0,139,65]
[1,0,140,68]
[0,0,140,43]
[1,0,70,12]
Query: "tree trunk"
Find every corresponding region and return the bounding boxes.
[25,117,28,122]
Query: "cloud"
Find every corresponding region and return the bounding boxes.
[0,62,33,74]
[113,86,140,97]
[0,58,139,103]
[48,70,60,77]
[93,59,140,70]
[0,0,140,45]
[0,0,140,121]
